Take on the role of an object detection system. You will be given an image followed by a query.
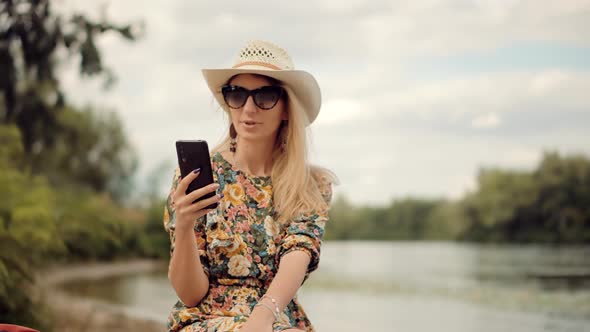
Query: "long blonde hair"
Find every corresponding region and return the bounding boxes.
[210,77,338,224]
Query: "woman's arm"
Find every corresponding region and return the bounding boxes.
[241,250,311,329]
[168,225,211,307]
[263,250,310,309]
[240,175,334,331]
[165,168,221,307]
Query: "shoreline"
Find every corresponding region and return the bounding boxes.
[37,259,169,332]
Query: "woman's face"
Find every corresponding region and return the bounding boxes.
[227,74,288,145]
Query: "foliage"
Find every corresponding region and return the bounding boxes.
[0,1,146,328]
[56,190,131,260]
[460,152,590,243]
[326,195,444,241]
[136,199,172,259]
[0,124,62,329]
[0,123,159,327]
[0,0,141,202]
[327,152,590,244]
[460,168,538,241]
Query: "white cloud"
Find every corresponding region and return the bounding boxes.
[471,113,501,129]
[316,99,364,125]
[56,0,590,204]
[369,71,590,118]
[356,0,590,62]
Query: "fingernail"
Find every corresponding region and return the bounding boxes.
[219,193,224,199]
[193,168,201,174]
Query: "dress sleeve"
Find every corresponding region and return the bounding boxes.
[277,175,333,279]
[163,167,209,276]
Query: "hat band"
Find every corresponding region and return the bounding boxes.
[232,61,282,70]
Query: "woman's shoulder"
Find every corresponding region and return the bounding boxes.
[211,150,233,173]
[211,150,226,165]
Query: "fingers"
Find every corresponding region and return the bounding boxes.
[185,182,220,203]
[176,168,201,196]
[194,207,216,219]
[186,192,223,213]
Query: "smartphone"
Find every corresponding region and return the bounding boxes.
[175,140,217,209]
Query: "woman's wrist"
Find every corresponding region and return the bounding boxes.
[174,224,195,236]
[251,302,276,323]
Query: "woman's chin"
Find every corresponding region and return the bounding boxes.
[236,132,273,143]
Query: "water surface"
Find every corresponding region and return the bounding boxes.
[63,241,590,332]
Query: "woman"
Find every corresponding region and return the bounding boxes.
[163,40,337,332]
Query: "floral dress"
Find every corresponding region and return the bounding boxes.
[163,151,333,332]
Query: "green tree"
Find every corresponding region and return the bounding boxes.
[459,151,590,243]
[383,198,440,240]
[460,168,538,241]
[40,106,138,202]
[0,2,145,327]
[423,200,468,240]
[0,124,63,329]
[0,0,141,201]
[136,199,173,259]
[528,152,590,242]
[0,123,145,328]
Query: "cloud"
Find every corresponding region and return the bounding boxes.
[471,113,501,129]
[56,0,590,204]
[315,99,364,125]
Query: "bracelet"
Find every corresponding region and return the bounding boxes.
[255,302,279,321]
[260,294,281,318]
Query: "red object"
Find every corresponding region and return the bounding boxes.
[0,324,39,332]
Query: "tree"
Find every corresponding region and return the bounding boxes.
[0,0,141,200]
[531,152,590,242]
[0,124,63,329]
[459,151,590,243]
[460,168,538,241]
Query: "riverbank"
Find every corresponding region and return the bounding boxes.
[36,259,168,332]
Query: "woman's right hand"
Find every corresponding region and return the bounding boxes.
[172,169,222,233]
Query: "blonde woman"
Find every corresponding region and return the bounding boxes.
[163,40,338,332]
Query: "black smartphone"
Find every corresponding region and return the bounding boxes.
[175,140,217,209]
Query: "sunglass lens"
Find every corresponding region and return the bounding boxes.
[223,86,248,108]
[254,86,282,109]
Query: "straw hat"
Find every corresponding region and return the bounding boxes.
[202,40,321,126]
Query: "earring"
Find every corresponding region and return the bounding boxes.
[230,123,237,153]
[280,121,288,153]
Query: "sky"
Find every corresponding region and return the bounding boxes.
[58,0,590,206]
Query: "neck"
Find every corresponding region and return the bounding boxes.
[233,137,276,177]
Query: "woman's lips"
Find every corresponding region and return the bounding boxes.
[241,121,260,128]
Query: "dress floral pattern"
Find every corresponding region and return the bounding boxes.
[163,152,333,332]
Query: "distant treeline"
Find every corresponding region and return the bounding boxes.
[325,151,590,244]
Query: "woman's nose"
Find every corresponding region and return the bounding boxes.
[242,95,258,112]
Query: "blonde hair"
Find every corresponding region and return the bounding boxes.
[210,77,338,225]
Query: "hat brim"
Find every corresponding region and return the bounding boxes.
[201,67,321,125]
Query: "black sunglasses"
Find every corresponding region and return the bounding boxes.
[221,85,284,110]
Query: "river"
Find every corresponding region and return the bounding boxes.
[62,241,590,332]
